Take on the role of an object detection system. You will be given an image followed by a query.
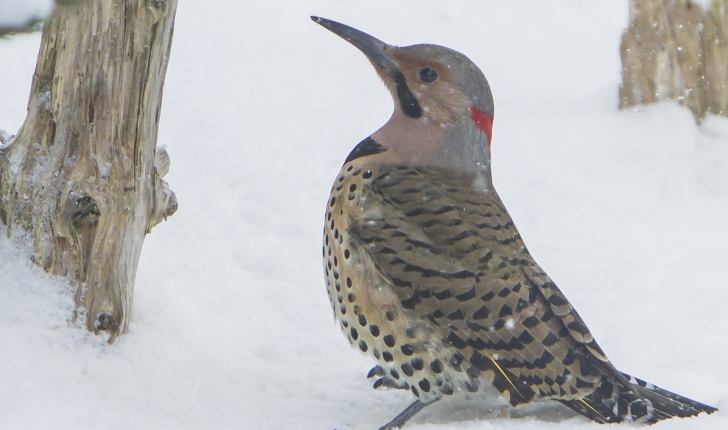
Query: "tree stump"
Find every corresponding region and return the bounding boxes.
[0,0,178,341]
[620,0,728,122]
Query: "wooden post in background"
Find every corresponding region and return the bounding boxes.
[620,0,728,123]
[0,0,178,341]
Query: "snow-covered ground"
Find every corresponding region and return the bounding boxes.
[1,1,727,429]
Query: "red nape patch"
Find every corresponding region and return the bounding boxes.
[470,107,493,146]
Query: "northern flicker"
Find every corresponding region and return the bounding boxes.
[313,16,717,429]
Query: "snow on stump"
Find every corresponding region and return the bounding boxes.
[620,0,728,123]
[0,0,178,341]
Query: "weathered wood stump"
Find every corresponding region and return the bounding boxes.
[620,0,728,123]
[0,0,178,340]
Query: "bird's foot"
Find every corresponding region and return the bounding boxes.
[367,365,385,378]
[367,365,409,390]
[374,377,410,390]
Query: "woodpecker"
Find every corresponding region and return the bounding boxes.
[313,16,717,429]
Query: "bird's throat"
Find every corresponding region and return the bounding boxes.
[371,113,446,165]
[371,109,491,173]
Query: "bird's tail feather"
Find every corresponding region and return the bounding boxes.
[558,371,716,423]
[621,372,717,423]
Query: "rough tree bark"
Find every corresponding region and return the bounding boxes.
[0,0,178,341]
[620,0,728,123]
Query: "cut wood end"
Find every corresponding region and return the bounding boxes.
[154,145,170,178]
[0,130,11,144]
[96,313,115,330]
[166,191,178,217]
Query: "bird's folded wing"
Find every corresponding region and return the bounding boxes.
[352,166,612,400]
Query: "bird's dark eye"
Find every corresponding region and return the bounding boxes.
[418,67,438,83]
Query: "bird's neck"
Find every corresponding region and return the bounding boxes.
[372,107,492,181]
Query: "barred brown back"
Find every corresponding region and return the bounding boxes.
[354,166,615,400]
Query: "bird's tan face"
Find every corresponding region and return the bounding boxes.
[369,49,486,168]
[375,49,472,126]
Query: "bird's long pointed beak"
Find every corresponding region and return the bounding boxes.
[311,16,401,77]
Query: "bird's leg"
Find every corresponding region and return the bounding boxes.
[379,397,441,430]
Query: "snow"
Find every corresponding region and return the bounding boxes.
[693,0,714,11]
[1,1,727,429]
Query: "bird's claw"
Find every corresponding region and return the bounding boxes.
[367,366,409,390]
[367,365,385,379]
[373,376,410,390]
